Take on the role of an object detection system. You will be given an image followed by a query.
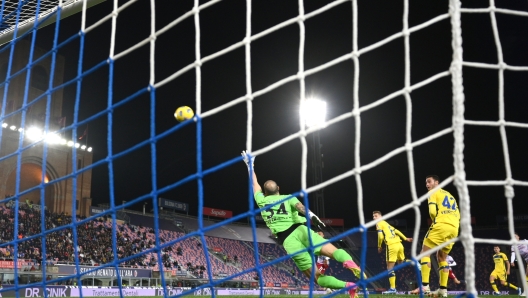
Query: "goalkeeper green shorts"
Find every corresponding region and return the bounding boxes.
[283,225,327,271]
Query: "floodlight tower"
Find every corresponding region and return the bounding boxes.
[300,98,326,218]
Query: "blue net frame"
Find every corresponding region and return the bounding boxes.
[2,1,528,298]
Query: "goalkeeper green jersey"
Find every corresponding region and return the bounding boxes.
[254,190,301,235]
[292,209,307,224]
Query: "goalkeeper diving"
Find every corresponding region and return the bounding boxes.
[242,151,362,297]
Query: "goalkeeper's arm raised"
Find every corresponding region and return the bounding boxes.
[241,150,261,194]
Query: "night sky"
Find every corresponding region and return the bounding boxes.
[32,0,528,229]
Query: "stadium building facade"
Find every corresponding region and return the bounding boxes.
[0,39,93,217]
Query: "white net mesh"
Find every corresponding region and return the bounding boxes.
[0,0,103,45]
[0,0,527,297]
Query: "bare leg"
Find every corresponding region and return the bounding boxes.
[319,243,338,259]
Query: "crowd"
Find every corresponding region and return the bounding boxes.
[0,203,292,284]
[2,199,526,292]
[0,204,173,269]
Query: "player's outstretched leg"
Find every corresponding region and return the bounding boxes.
[343,259,363,278]
[316,276,357,298]
[502,281,520,295]
[329,246,363,278]
[294,257,358,298]
[318,239,364,279]
[410,257,431,295]
[317,246,359,297]
[287,227,359,298]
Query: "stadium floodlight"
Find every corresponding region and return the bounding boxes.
[26,127,43,141]
[74,142,80,148]
[1,123,7,128]
[300,97,327,128]
[9,125,16,130]
[80,145,86,150]
[87,147,92,152]
[67,141,74,147]
[44,133,61,144]
[299,97,327,217]
[59,138,67,145]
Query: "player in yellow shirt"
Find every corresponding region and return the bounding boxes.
[490,245,521,296]
[373,211,412,294]
[410,175,460,298]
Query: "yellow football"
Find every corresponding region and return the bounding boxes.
[174,106,194,122]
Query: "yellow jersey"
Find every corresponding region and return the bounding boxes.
[493,252,508,272]
[376,220,407,247]
[428,188,460,228]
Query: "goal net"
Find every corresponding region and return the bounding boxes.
[0,0,527,297]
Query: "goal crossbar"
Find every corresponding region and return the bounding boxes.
[0,0,105,46]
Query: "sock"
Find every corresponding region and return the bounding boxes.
[438,261,449,287]
[333,249,353,263]
[508,283,518,290]
[388,270,396,289]
[448,270,456,280]
[317,275,347,289]
[491,282,498,292]
[421,257,431,284]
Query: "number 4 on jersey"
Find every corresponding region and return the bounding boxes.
[264,203,288,219]
[442,195,457,211]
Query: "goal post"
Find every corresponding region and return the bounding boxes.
[0,0,105,46]
[0,0,527,297]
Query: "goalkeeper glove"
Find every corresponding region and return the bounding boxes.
[241,150,255,171]
[309,211,326,230]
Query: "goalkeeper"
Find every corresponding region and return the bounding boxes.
[242,151,361,297]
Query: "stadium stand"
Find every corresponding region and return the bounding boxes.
[1,202,527,292]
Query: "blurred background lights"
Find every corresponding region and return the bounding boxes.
[26,127,43,141]
[2,123,93,151]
